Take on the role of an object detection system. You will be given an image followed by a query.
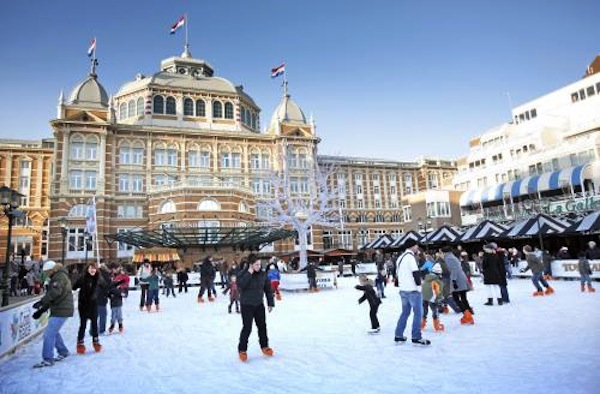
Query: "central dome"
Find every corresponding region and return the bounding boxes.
[268,94,307,133]
[68,74,108,108]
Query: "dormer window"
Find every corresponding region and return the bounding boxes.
[213,101,223,118]
[166,96,176,115]
[153,96,164,114]
[224,102,234,119]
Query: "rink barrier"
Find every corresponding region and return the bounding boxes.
[0,296,47,361]
[280,272,337,291]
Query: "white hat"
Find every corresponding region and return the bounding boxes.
[42,260,56,271]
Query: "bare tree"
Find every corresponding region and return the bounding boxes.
[258,146,340,270]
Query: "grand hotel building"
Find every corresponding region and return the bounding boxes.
[0,47,457,265]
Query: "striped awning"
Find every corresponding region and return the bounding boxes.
[361,234,395,250]
[389,231,423,248]
[498,214,571,238]
[460,164,588,207]
[458,220,508,243]
[426,225,462,244]
[565,210,600,233]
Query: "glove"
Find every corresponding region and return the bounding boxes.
[32,301,43,309]
[452,280,458,290]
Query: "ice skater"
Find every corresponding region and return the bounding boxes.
[355,274,381,333]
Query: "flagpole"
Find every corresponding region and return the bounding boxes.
[92,197,99,265]
[185,13,189,50]
[283,64,288,97]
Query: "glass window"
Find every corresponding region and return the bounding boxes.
[70,170,82,189]
[196,100,205,116]
[136,97,144,116]
[200,151,210,168]
[166,96,176,115]
[261,154,270,170]
[120,145,131,164]
[251,153,260,169]
[530,108,537,118]
[357,199,363,209]
[128,100,135,118]
[402,206,412,222]
[119,174,129,191]
[579,89,586,100]
[133,147,144,165]
[373,185,380,194]
[84,171,97,190]
[213,101,222,118]
[221,153,230,168]
[155,148,167,166]
[241,107,247,124]
[70,139,84,159]
[119,103,127,120]
[299,154,307,168]
[189,151,199,168]
[153,95,164,114]
[252,114,257,129]
[355,184,362,194]
[184,98,194,116]
[167,149,177,167]
[571,93,579,103]
[132,175,143,192]
[587,86,595,97]
[224,102,234,119]
[596,82,600,95]
[232,153,241,168]
[85,140,97,160]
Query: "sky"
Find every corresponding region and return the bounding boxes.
[1,275,598,394]
[0,1,599,161]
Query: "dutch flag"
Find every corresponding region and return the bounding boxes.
[170,16,185,34]
[271,63,285,78]
[87,38,96,58]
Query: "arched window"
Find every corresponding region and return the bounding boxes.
[128,100,135,118]
[240,107,246,125]
[70,135,84,160]
[196,99,205,116]
[85,136,98,160]
[68,204,87,217]
[119,141,131,164]
[224,102,234,119]
[239,201,248,213]
[212,101,222,118]
[136,97,144,116]
[166,96,176,115]
[159,199,176,214]
[198,199,220,211]
[119,102,127,120]
[183,98,194,116]
[153,95,164,114]
[251,114,257,129]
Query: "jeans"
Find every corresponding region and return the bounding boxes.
[178,281,188,293]
[500,285,510,303]
[422,301,439,319]
[97,305,108,334]
[42,316,69,361]
[146,289,159,305]
[110,306,123,325]
[395,291,423,340]
[531,272,549,291]
[375,280,385,298]
[580,273,592,286]
[238,304,268,352]
[139,284,149,308]
[165,286,176,297]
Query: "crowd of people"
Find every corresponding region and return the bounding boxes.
[10,240,596,367]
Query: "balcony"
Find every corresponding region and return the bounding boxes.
[147,178,253,194]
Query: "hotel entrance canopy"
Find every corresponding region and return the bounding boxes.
[105,226,297,251]
[460,164,590,207]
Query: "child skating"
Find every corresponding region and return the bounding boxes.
[355,274,381,334]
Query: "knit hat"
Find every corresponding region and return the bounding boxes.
[42,260,56,271]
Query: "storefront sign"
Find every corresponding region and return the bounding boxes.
[0,299,47,360]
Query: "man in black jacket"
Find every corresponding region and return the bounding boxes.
[237,258,275,362]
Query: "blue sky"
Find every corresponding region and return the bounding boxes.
[0,0,598,161]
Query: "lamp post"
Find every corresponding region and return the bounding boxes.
[60,217,68,266]
[418,217,432,253]
[1,186,24,307]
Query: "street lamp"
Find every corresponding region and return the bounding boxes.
[418,217,432,253]
[1,185,24,307]
[60,217,68,266]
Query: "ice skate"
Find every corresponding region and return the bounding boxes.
[108,324,114,334]
[421,318,427,330]
[484,298,493,306]
[33,360,54,368]
[238,351,248,362]
[412,338,431,346]
[433,318,445,332]
[119,323,124,333]
[532,290,544,297]
[92,338,102,353]
[587,284,596,293]
[76,341,86,354]
[197,297,204,303]
[368,328,380,334]
[544,287,554,295]
[460,310,474,325]
[261,347,274,357]
[394,336,407,344]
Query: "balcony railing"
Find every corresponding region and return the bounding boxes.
[147,178,253,194]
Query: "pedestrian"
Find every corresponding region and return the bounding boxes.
[421,263,445,332]
[141,266,161,312]
[237,258,275,362]
[108,279,125,334]
[72,262,105,354]
[32,261,74,368]
[355,274,381,334]
[114,266,130,298]
[585,241,600,260]
[444,246,475,325]
[137,260,152,311]
[393,239,430,346]
[306,261,318,292]
[520,245,555,297]
[223,274,240,313]
[577,251,596,293]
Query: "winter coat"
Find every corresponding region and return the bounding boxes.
[114,273,130,291]
[237,268,275,307]
[108,285,123,308]
[142,274,160,291]
[523,252,544,274]
[306,264,317,279]
[445,252,470,292]
[267,268,281,282]
[39,267,74,318]
[481,249,503,285]
[177,270,189,283]
[96,268,112,306]
[355,284,381,308]
[223,281,240,301]
[73,271,102,318]
[585,247,600,260]
[578,258,593,276]
[422,273,444,303]
[200,261,216,280]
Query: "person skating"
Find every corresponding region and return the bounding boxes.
[141,267,161,312]
[72,262,105,354]
[394,239,431,346]
[355,274,381,333]
[223,274,240,313]
[137,260,152,310]
[32,261,74,368]
[481,243,504,306]
[197,256,217,303]
[421,264,445,332]
[520,245,554,296]
[267,263,282,300]
[444,246,475,325]
[577,251,596,293]
[108,278,125,334]
[237,258,275,362]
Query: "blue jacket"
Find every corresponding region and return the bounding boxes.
[268,269,281,282]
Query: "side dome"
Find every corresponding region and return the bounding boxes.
[68,75,109,108]
[268,94,307,134]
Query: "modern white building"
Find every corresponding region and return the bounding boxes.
[455,56,600,225]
